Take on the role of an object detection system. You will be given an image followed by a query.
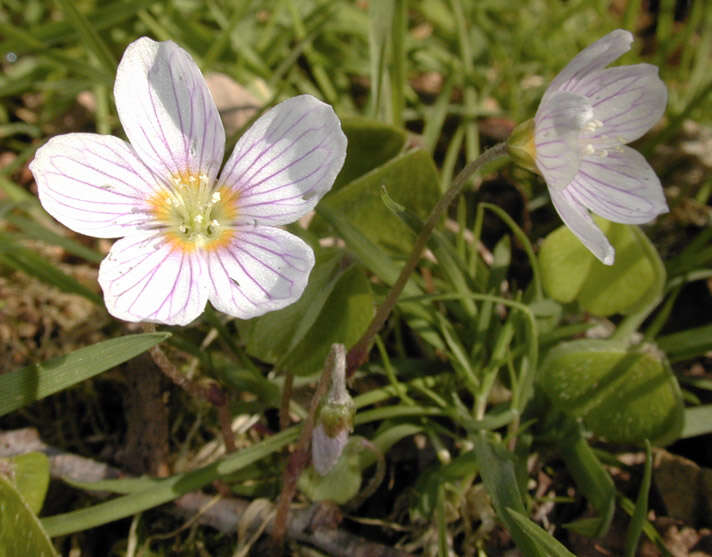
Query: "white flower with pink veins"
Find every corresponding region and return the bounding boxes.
[30,37,347,325]
[534,29,668,265]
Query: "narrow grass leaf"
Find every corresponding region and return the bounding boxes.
[0,333,170,417]
[369,0,395,118]
[42,427,299,537]
[5,213,103,263]
[624,440,652,557]
[681,405,712,438]
[559,426,615,536]
[0,233,101,304]
[54,0,117,73]
[505,508,576,557]
[473,434,542,556]
[657,324,712,362]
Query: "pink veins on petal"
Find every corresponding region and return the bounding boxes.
[532,29,668,265]
[30,36,347,326]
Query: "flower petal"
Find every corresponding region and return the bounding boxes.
[30,133,158,238]
[567,146,668,224]
[219,95,346,225]
[98,231,208,325]
[575,65,667,147]
[205,226,315,319]
[543,29,633,103]
[535,91,593,189]
[114,37,225,181]
[550,187,615,265]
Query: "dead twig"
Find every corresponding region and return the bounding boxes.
[0,427,411,557]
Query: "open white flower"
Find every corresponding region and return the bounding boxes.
[529,29,668,264]
[30,37,346,325]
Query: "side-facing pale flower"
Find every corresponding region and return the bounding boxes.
[30,37,346,325]
[508,29,667,264]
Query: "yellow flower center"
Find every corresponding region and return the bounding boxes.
[148,172,238,252]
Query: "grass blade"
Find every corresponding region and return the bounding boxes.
[0,333,171,417]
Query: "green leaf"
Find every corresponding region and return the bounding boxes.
[410,450,477,520]
[473,435,543,557]
[539,220,663,316]
[317,150,440,253]
[0,473,57,557]
[245,249,343,364]
[42,427,299,537]
[316,203,414,291]
[245,251,374,376]
[5,213,103,263]
[368,0,395,118]
[2,453,50,515]
[557,424,615,537]
[538,340,684,444]
[657,324,712,361]
[298,438,363,504]
[332,118,406,190]
[54,0,117,73]
[681,405,712,438]
[505,508,576,557]
[0,232,101,304]
[624,440,652,557]
[0,333,170,416]
[281,265,374,376]
[63,476,159,495]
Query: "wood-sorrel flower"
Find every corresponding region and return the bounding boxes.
[509,29,668,265]
[30,37,346,325]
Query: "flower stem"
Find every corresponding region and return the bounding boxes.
[272,345,341,549]
[346,142,509,375]
[142,324,235,451]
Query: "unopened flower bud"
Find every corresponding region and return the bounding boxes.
[312,344,355,476]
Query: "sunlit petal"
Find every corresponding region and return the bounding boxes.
[30,133,158,238]
[114,37,225,181]
[219,95,347,225]
[205,226,314,319]
[98,231,208,325]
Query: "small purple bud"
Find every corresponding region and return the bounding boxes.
[312,344,355,476]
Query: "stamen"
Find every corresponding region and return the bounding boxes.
[148,175,237,252]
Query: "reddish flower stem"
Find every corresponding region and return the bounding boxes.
[345,142,508,376]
